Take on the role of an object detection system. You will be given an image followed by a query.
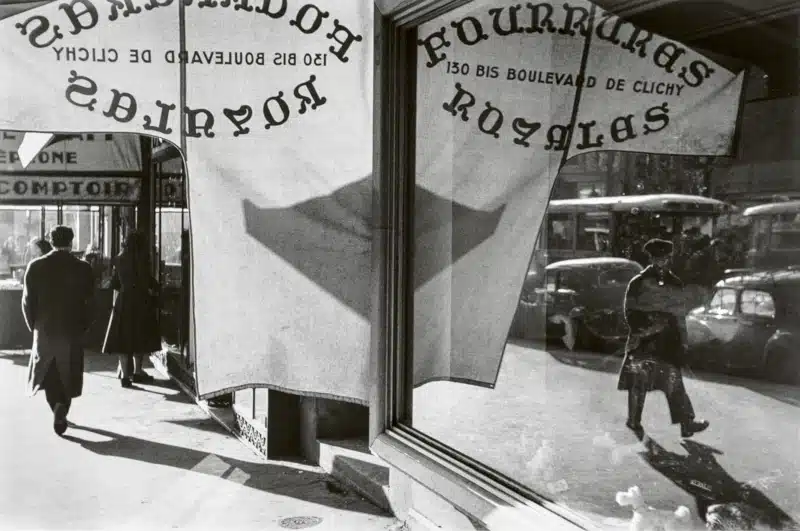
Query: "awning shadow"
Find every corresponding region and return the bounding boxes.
[0,350,28,368]
[164,417,235,434]
[61,424,388,517]
[242,178,506,317]
[639,437,797,530]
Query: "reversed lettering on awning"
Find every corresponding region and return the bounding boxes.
[0,176,140,203]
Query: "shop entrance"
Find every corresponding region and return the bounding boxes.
[151,153,194,390]
[0,203,135,348]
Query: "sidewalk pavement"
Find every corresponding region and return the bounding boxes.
[415,343,800,530]
[0,350,399,531]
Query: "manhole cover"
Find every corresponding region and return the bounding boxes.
[278,516,323,529]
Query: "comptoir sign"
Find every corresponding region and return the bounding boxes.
[0,176,140,203]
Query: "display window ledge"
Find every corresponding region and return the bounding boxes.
[371,430,595,531]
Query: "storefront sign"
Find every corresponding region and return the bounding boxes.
[0,131,142,172]
[0,176,140,203]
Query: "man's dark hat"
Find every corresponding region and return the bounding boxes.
[643,238,673,258]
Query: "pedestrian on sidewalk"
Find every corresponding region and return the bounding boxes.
[617,238,709,440]
[22,225,95,436]
[101,231,162,388]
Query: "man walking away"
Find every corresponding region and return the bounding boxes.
[22,226,94,436]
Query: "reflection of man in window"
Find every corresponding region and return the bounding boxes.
[617,238,710,440]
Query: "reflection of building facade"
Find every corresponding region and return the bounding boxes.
[711,95,800,208]
[555,67,796,204]
[553,150,715,199]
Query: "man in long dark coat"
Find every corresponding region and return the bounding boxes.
[23,225,94,436]
[618,238,709,440]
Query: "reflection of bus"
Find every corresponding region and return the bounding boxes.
[534,194,735,266]
[741,200,800,270]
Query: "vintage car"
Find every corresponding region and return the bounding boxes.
[685,269,800,384]
[510,257,642,351]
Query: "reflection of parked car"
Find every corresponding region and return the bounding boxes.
[510,257,642,351]
[685,270,800,384]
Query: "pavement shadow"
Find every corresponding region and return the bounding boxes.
[0,350,28,368]
[61,424,388,516]
[639,437,797,530]
[542,348,800,408]
[0,351,120,373]
[163,417,234,434]
[157,390,195,404]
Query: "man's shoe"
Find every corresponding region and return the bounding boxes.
[626,421,645,440]
[131,372,154,384]
[681,419,709,438]
[120,377,132,388]
[53,404,67,436]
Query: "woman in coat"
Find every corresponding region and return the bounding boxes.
[618,238,710,439]
[102,231,161,388]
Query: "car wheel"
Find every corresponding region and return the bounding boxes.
[764,348,800,385]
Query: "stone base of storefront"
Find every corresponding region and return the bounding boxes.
[150,349,390,512]
[371,434,587,531]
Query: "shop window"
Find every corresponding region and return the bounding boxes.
[389,0,799,529]
[155,206,190,353]
[156,208,189,269]
[0,207,43,282]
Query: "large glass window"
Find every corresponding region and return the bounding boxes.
[0,204,116,286]
[396,0,800,529]
[0,206,43,281]
[155,206,190,355]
